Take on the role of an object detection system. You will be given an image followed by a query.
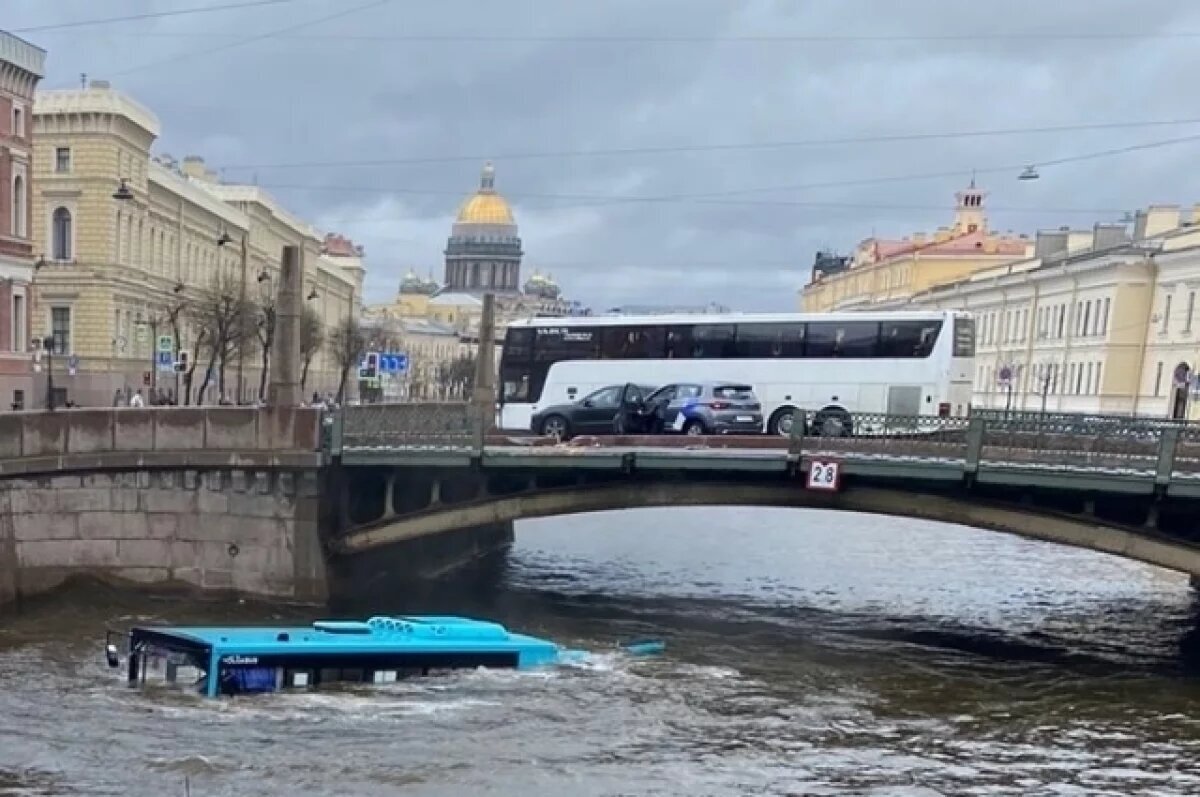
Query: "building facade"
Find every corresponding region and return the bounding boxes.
[30,81,362,407]
[901,205,1200,419]
[0,31,44,410]
[799,183,1030,312]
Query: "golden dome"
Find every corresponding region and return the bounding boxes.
[454,162,515,225]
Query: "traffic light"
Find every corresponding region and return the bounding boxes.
[359,351,379,380]
[174,351,189,373]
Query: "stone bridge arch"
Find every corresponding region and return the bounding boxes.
[333,480,1200,579]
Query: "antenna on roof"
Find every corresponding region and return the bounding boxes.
[80,72,87,89]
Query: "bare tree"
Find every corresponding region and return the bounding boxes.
[329,316,366,404]
[254,287,276,402]
[436,353,476,400]
[190,271,255,404]
[299,305,324,393]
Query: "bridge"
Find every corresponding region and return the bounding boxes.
[325,402,1200,586]
[3,401,1200,610]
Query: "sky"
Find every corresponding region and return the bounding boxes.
[9,0,1200,312]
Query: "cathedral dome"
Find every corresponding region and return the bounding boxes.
[455,162,515,226]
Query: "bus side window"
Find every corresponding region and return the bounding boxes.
[665,326,692,359]
[692,324,736,358]
[733,323,805,358]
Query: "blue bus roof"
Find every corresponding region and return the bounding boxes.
[134,615,560,657]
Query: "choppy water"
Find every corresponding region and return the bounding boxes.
[3,507,1200,796]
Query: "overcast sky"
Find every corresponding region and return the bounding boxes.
[10,0,1200,311]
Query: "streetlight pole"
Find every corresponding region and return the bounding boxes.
[43,336,55,411]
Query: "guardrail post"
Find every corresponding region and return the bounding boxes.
[1155,426,1179,486]
[788,409,805,459]
[965,416,984,474]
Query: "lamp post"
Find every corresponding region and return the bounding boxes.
[43,335,55,411]
[113,178,134,399]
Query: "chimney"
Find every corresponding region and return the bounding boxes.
[180,155,215,183]
[88,79,111,90]
[1034,229,1069,259]
[1092,222,1129,250]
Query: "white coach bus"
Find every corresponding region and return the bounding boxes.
[497,309,975,436]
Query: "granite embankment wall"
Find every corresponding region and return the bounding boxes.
[0,407,327,609]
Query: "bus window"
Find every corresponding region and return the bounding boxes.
[504,328,534,361]
[601,326,665,358]
[691,324,736,358]
[879,320,942,358]
[953,317,976,357]
[807,321,880,358]
[500,328,534,403]
[665,326,692,358]
[734,322,805,358]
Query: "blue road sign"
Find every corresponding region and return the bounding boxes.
[156,350,174,371]
[379,353,409,374]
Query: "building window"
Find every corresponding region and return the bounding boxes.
[1187,291,1196,333]
[1101,298,1110,336]
[51,207,72,260]
[1162,294,1172,334]
[55,147,71,173]
[1085,363,1093,395]
[50,307,71,355]
[1057,305,1065,338]
[11,293,26,353]
[12,107,22,138]
[11,174,25,237]
[1082,302,1091,337]
[1094,361,1102,395]
[1154,361,1164,397]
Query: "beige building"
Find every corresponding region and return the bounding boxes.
[30,80,362,406]
[901,205,1200,419]
[799,183,1031,312]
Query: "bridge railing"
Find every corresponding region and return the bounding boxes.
[333,403,1200,478]
[337,401,476,450]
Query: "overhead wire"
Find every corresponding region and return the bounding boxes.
[216,118,1200,171]
[11,0,301,34]
[109,0,394,78]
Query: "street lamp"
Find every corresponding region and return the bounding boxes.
[42,335,56,411]
[306,288,318,301]
[112,178,134,201]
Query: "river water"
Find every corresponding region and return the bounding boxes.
[3,507,1200,796]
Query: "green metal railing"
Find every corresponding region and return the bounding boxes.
[328,403,1200,479]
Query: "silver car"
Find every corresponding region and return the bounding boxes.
[655,381,764,435]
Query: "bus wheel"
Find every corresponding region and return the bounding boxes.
[768,407,798,437]
[540,414,570,441]
[812,407,852,437]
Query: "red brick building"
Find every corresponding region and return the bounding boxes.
[0,31,44,410]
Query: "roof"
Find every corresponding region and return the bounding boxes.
[506,309,964,328]
[430,291,483,306]
[0,30,46,78]
[36,85,160,137]
[867,228,1027,262]
[133,616,559,656]
[455,162,515,225]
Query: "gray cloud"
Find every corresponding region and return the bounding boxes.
[11,0,1200,311]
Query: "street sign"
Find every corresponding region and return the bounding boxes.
[806,460,841,492]
[157,335,173,353]
[67,354,78,376]
[379,353,409,374]
[156,351,174,371]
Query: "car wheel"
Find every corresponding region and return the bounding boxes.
[768,407,798,437]
[683,419,706,436]
[540,414,570,441]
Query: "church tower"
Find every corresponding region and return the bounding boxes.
[443,162,523,293]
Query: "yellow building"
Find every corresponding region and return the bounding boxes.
[30,80,362,406]
[799,183,1031,312]
[902,204,1200,419]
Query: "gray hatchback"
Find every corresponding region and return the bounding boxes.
[656,381,764,435]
